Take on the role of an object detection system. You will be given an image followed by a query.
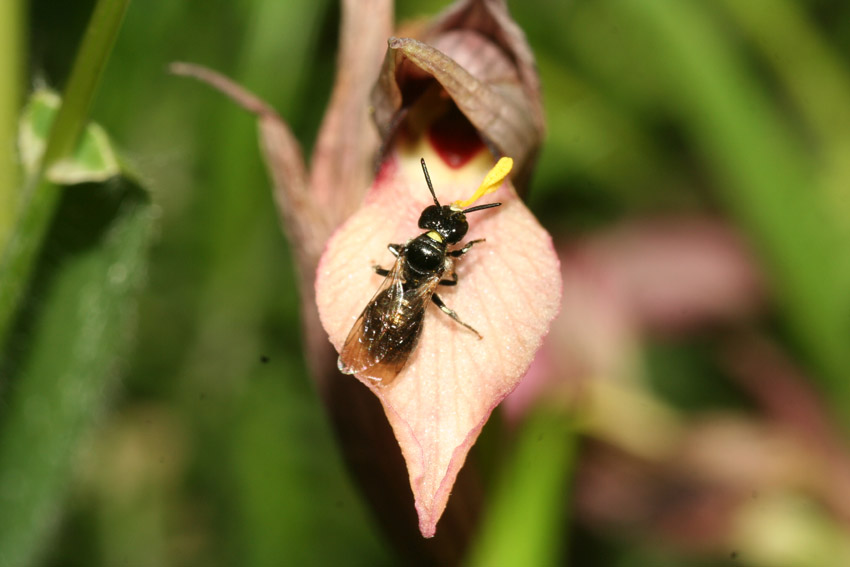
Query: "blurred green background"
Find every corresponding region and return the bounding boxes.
[5,0,850,565]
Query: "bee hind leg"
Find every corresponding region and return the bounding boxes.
[432,293,482,339]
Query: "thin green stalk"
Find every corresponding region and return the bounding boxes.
[624,1,850,431]
[466,409,577,567]
[41,0,130,169]
[0,0,131,348]
[0,0,23,249]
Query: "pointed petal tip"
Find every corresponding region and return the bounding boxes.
[419,516,438,539]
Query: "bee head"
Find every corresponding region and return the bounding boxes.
[418,205,469,244]
[417,157,506,245]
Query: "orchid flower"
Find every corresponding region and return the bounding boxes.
[173,0,560,553]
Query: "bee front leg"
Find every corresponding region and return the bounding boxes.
[449,238,485,258]
[432,293,482,339]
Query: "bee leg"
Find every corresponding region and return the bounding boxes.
[439,272,458,286]
[449,238,485,258]
[432,294,482,339]
[372,265,391,277]
[373,243,404,276]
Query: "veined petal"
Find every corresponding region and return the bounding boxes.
[316,150,561,536]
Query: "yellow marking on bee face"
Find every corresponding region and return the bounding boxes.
[453,157,513,208]
[427,230,444,243]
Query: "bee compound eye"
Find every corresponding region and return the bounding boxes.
[446,216,468,244]
[418,205,442,229]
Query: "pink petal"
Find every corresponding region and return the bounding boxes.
[584,217,763,334]
[502,249,639,422]
[316,152,561,536]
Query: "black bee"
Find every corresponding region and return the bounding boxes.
[337,157,510,386]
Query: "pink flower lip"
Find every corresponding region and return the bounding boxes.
[316,150,562,536]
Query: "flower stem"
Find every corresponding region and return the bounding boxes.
[466,409,577,567]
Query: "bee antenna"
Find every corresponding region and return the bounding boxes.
[420,158,441,207]
[463,202,502,214]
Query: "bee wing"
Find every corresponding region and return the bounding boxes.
[338,258,441,386]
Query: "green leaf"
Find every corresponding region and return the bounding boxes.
[622,0,850,430]
[0,178,152,567]
[19,89,121,184]
[0,0,131,351]
[0,0,138,563]
[0,0,23,249]
[717,0,850,259]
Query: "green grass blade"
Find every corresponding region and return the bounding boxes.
[0,0,23,250]
[0,180,151,567]
[623,0,850,428]
[717,0,850,251]
[466,409,577,567]
[39,0,130,170]
[0,0,131,348]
